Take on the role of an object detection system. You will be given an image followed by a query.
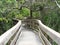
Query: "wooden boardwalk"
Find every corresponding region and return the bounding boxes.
[16,27,42,45]
[0,20,60,45]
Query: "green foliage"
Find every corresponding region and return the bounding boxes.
[15,14,24,19]
[0,0,60,45]
[0,0,30,35]
[0,18,14,35]
[41,5,60,33]
[20,8,30,17]
[0,0,60,42]
[33,11,40,19]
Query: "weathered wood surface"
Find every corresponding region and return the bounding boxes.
[0,19,60,45]
[37,20,60,45]
[16,27,42,45]
[0,20,21,45]
[10,26,22,45]
[38,27,51,45]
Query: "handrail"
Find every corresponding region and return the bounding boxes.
[38,27,51,45]
[0,20,21,45]
[37,20,60,45]
[10,26,22,45]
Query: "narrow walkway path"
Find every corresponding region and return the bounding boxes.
[16,27,42,45]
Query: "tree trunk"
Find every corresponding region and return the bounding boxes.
[30,7,33,18]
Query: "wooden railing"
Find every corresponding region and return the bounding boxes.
[37,20,60,45]
[0,20,21,45]
[24,19,60,45]
[0,19,60,45]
